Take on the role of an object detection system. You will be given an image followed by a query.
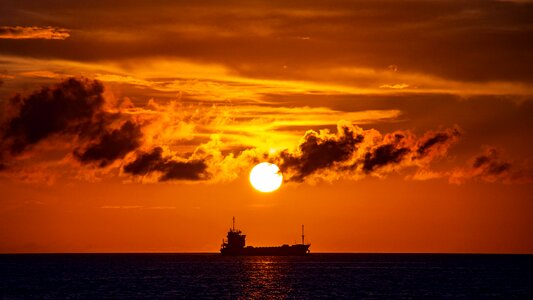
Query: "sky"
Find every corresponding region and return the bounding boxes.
[0,0,532,253]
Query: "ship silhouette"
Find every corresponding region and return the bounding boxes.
[220,217,311,255]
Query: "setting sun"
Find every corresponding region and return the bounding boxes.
[249,162,283,193]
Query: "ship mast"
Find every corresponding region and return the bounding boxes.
[301,224,305,245]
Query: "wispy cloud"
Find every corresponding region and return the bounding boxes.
[0,26,70,40]
[19,70,63,79]
[3,55,533,104]
[101,205,142,209]
[100,205,176,210]
[380,83,410,89]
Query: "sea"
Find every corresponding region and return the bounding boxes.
[1,253,532,299]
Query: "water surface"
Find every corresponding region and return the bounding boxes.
[1,253,532,299]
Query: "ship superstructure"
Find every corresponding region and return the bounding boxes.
[220,217,310,255]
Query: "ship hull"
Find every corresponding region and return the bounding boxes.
[221,244,310,256]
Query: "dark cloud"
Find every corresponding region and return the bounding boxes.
[74,121,143,167]
[277,125,363,182]
[362,128,460,174]
[160,160,207,181]
[123,147,164,175]
[450,147,533,184]
[363,144,410,173]
[415,127,461,159]
[276,124,461,182]
[472,148,512,176]
[417,129,460,157]
[0,77,144,168]
[123,147,208,181]
[1,77,105,155]
[0,77,211,178]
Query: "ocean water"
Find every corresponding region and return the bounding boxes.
[1,254,532,299]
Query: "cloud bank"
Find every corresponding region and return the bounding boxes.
[0,77,526,185]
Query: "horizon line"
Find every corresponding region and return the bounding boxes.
[1,251,532,255]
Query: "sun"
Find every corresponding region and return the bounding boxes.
[249,162,283,193]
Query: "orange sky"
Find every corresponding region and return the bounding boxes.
[0,0,532,253]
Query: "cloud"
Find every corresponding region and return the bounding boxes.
[123,147,208,181]
[416,127,461,159]
[469,148,512,181]
[496,0,533,3]
[19,71,62,79]
[1,78,106,155]
[100,205,176,210]
[277,124,364,182]
[275,123,461,182]
[101,205,142,209]
[0,77,143,169]
[2,0,532,85]
[0,77,523,186]
[74,121,143,167]
[362,142,410,173]
[2,77,399,182]
[450,147,533,184]
[0,73,14,88]
[360,127,460,175]
[379,83,409,89]
[0,26,70,40]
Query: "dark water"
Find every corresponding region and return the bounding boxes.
[1,254,532,299]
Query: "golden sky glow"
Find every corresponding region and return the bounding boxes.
[0,0,532,253]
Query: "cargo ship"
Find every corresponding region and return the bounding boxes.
[220,217,310,255]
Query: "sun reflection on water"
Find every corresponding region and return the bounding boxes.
[238,257,293,299]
